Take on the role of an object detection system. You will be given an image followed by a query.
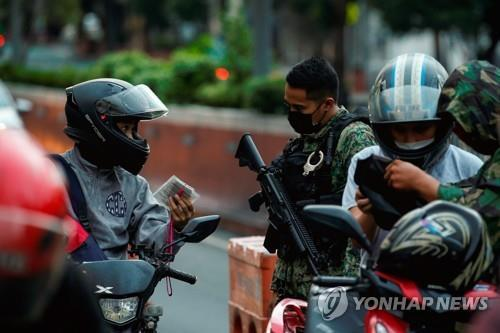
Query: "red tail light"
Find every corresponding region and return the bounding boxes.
[283,304,305,333]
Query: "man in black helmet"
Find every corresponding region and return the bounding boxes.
[59,78,194,260]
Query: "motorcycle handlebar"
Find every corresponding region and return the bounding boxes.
[163,266,197,285]
[313,276,359,287]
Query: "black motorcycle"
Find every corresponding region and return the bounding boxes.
[78,215,220,332]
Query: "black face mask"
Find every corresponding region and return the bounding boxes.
[287,101,326,134]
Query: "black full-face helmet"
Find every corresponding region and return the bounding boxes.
[369,53,452,170]
[64,78,168,174]
[377,201,493,293]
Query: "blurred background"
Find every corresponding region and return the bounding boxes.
[0,0,498,332]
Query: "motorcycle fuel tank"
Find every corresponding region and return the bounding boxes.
[78,260,155,296]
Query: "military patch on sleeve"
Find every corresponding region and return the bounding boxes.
[105,191,127,217]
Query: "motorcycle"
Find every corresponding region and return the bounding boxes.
[264,205,348,333]
[266,205,498,333]
[266,298,308,333]
[301,205,498,333]
[78,215,220,332]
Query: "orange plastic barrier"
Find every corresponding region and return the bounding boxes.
[228,236,277,333]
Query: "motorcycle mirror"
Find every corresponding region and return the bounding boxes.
[302,205,372,253]
[15,98,33,113]
[180,215,220,243]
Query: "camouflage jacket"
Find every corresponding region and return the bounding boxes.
[271,106,376,300]
[436,60,500,257]
[302,107,375,196]
[438,149,500,255]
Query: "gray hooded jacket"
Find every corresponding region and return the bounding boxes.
[62,147,172,260]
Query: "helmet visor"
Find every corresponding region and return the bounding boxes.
[369,86,441,123]
[97,84,169,120]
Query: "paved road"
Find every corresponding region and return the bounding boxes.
[151,229,238,333]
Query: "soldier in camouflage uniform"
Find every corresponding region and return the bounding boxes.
[383,60,500,258]
[269,57,376,300]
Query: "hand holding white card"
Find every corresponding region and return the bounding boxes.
[154,175,199,207]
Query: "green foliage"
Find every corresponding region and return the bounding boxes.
[46,0,81,25]
[195,81,242,108]
[0,62,96,88]
[370,0,498,61]
[243,75,285,114]
[370,0,481,33]
[173,34,216,57]
[286,0,335,28]
[370,0,497,35]
[91,51,172,97]
[0,28,285,114]
[166,52,217,102]
[90,49,217,103]
[92,51,161,80]
[166,0,208,22]
[220,14,252,83]
[130,0,169,28]
[129,0,208,30]
[283,0,349,29]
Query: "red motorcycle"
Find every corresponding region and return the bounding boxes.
[266,298,307,333]
[267,203,498,333]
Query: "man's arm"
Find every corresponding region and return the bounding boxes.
[350,200,377,242]
[130,179,176,254]
[333,122,376,190]
[436,162,488,203]
[341,144,378,245]
[438,183,488,206]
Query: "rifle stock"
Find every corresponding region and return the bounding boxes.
[235,133,320,275]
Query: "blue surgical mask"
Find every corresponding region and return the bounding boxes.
[394,138,434,150]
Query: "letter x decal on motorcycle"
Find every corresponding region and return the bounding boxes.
[95,285,114,294]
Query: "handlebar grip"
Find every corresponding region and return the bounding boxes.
[313,276,359,287]
[165,266,197,285]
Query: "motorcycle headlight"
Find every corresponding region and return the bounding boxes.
[99,296,139,324]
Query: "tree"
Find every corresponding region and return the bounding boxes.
[370,0,499,63]
[128,0,208,50]
[281,0,350,104]
[9,0,24,64]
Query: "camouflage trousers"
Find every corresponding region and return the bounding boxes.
[270,240,360,300]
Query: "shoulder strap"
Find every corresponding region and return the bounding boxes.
[49,154,91,232]
[284,136,304,154]
[323,113,370,167]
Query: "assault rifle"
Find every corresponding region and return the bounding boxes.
[235,133,320,275]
